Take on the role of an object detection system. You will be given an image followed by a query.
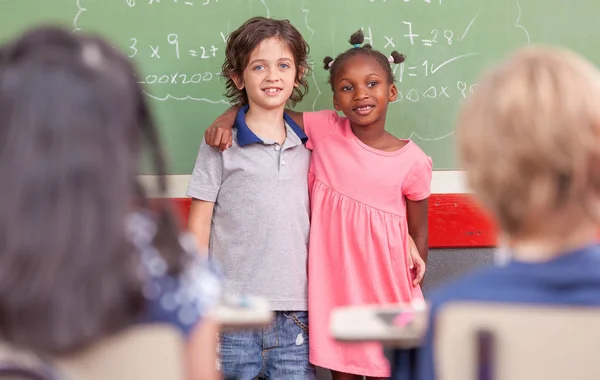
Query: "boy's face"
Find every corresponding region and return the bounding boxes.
[234,37,298,111]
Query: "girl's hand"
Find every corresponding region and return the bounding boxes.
[204,105,239,151]
[205,123,233,151]
[408,236,426,286]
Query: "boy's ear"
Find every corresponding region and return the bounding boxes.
[389,84,398,102]
[295,66,306,88]
[232,74,244,90]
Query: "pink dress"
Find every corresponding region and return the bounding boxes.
[304,110,432,377]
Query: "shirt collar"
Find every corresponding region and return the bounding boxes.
[235,104,308,147]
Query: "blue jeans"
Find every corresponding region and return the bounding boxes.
[219,311,315,380]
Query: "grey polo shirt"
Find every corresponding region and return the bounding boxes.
[186,105,311,311]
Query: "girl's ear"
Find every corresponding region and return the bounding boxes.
[232,74,244,90]
[333,94,341,111]
[389,84,398,102]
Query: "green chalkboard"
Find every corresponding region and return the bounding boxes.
[2,0,599,172]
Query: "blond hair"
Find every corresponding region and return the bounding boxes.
[457,46,600,239]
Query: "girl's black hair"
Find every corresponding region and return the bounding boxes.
[0,26,186,356]
[323,29,405,90]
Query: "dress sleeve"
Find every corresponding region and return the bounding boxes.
[303,110,340,150]
[402,151,433,201]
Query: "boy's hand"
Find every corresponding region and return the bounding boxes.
[408,236,426,286]
[205,124,233,152]
[204,105,240,151]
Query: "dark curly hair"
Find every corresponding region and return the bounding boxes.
[323,29,405,91]
[222,17,310,107]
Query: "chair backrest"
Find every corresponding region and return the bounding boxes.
[435,303,600,380]
[0,325,186,380]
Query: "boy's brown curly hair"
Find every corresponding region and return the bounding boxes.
[222,17,310,107]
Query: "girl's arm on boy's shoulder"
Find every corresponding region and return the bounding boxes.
[285,109,305,130]
[205,105,239,152]
[203,106,306,151]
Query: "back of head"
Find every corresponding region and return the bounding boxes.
[0,26,182,355]
[457,46,600,239]
[221,16,310,106]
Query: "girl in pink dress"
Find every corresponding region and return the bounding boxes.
[204,28,431,380]
[302,30,432,380]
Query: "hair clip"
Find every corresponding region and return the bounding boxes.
[328,59,335,68]
[353,43,361,48]
[389,52,406,65]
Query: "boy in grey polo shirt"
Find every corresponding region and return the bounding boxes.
[186,17,314,380]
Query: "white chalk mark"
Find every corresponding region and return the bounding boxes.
[402,21,419,45]
[219,21,232,44]
[143,92,229,104]
[430,53,481,74]
[408,130,454,141]
[398,62,404,83]
[384,36,396,48]
[458,15,477,41]
[150,45,161,58]
[73,0,87,32]
[259,0,270,18]
[515,0,530,44]
[309,62,321,112]
[406,89,419,102]
[301,5,314,43]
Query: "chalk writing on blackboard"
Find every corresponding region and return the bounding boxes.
[71,0,530,144]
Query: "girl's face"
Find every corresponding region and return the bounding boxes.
[332,54,397,128]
